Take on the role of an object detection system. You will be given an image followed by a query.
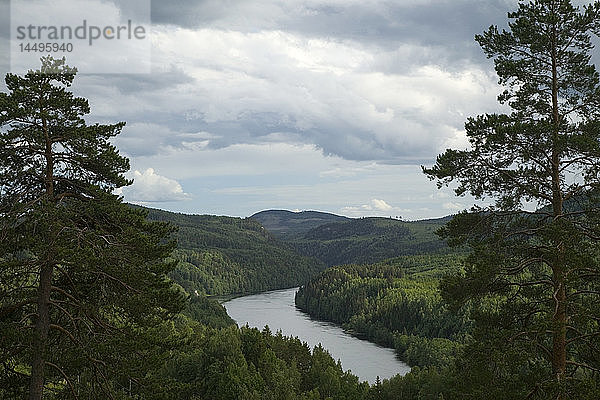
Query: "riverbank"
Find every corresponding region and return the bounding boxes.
[223,287,410,383]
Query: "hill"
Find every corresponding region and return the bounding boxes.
[139,206,326,296]
[251,209,350,240]
[295,252,469,370]
[295,217,452,266]
[255,211,452,266]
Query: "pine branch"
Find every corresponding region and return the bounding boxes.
[45,361,79,400]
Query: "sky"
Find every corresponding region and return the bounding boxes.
[0,0,540,219]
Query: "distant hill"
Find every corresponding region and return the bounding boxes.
[292,216,453,266]
[139,206,326,296]
[138,205,455,294]
[252,209,453,267]
[250,210,350,240]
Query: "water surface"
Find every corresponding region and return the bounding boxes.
[223,287,411,383]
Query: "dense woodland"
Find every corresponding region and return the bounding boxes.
[3,1,600,399]
[251,210,350,240]
[295,254,469,370]
[262,214,452,267]
[101,298,376,400]
[141,207,327,295]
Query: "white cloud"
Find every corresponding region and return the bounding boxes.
[119,168,191,203]
[76,23,501,163]
[371,199,393,211]
[341,199,408,218]
[443,202,466,211]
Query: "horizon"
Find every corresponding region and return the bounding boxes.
[136,203,452,222]
[2,0,575,220]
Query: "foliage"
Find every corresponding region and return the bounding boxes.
[290,217,452,267]
[0,58,185,399]
[183,293,236,329]
[295,254,469,369]
[370,366,455,400]
[140,206,327,295]
[423,1,600,398]
[151,319,370,400]
[251,210,350,240]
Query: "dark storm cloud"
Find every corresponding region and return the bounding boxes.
[5,0,513,163]
[150,0,514,66]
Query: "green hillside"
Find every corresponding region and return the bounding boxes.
[140,206,327,295]
[251,209,350,240]
[295,253,469,369]
[293,216,452,266]
[252,210,453,267]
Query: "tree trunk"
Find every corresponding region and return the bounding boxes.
[28,263,54,400]
[549,5,567,395]
[552,266,567,377]
[29,94,55,400]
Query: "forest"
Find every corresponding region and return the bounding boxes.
[2,0,600,399]
[295,254,469,369]
[253,211,452,267]
[140,206,327,295]
[250,210,350,240]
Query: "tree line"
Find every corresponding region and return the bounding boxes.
[138,206,328,296]
[290,218,450,267]
[0,57,364,399]
[295,254,469,370]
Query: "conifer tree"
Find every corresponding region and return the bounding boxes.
[0,57,184,399]
[424,1,600,398]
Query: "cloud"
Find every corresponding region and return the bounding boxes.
[74,24,501,163]
[443,202,466,211]
[150,0,512,67]
[113,122,215,157]
[371,199,393,211]
[119,168,191,203]
[0,0,8,75]
[341,199,406,218]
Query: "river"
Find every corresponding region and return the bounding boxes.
[222,287,411,384]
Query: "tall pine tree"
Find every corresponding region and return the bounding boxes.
[0,57,185,399]
[424,1,600,399]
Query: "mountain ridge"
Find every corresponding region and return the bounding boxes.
[250,209,351,240]
[135,205,327,296]
[251,209,454,267]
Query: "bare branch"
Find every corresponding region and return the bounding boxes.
[566,360,600,373]
[49,324,80,346]
[45,361,79,400]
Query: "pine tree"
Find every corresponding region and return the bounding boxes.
[0,57,185,399]
[424,1,600,398]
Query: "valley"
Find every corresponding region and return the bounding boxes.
[143,205,465,396]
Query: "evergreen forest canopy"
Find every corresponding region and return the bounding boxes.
[250,210,351,240]
[139,206,327,296]
[422,0,600,398]
[252,210,452,266]
[2,0,600,399]
[295,254,469,370]
[0,57,187,399]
